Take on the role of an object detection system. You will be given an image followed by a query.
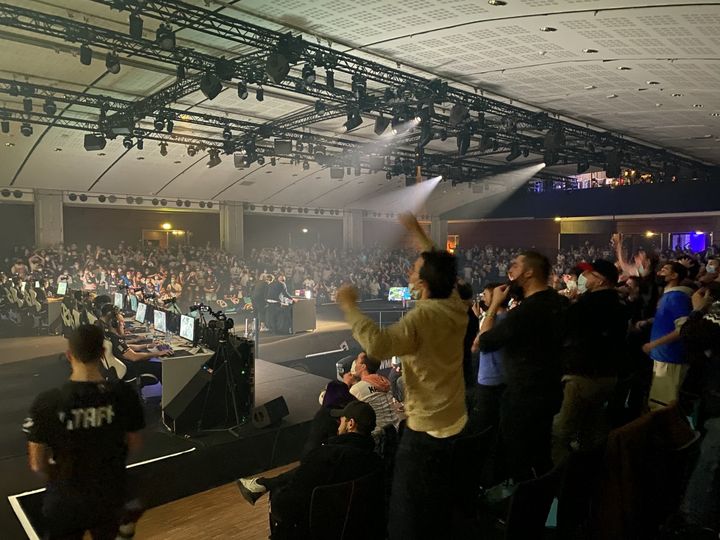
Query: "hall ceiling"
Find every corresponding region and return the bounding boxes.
[1,0,719,212]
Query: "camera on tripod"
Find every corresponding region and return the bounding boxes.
[208,314,234,332]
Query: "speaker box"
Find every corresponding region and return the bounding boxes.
[330,167,345,179]
[274,139,293,155]
[252,396,289,428]
[163,367,212,433]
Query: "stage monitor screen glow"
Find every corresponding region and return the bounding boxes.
[388,287,411,302]
[154,309,167,333]
[129,295,138,311]
[56,282,67,296]
[180,315,195,342]
[113,292,124,309]
[135,303,147,324]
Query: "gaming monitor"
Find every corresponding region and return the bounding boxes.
[56,282,68,296]
[129,294,138,312]
[387,287,411,302]
[113,292,124,309]
[180,314,195,343]
[135,302,147,324]
[154,309,167,333]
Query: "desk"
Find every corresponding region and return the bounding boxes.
[160,349,213,408]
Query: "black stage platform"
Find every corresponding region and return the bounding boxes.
[0,354,329,540]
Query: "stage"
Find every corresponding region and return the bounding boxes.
[0,351,330,540]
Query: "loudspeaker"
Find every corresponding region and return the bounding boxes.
[274,140,292,155]
[163,367,212,433]
[330,167,345,179]
[252,396,289,428]
[84,133,106,151]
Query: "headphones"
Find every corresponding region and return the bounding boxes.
[101,304,121,329]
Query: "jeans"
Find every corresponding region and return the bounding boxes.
[388,426,460,540]
[681,417,720,531]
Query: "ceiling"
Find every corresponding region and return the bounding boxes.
[1,0,719,214]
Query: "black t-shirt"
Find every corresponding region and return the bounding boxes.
[24,380,144,491]
[479,288,568,391]
[108,332,130,361]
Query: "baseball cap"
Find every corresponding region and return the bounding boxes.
[330,401,376,434]
[577,259,619,285]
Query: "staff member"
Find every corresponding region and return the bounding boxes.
[23,325,145,539]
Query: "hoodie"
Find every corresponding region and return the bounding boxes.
[650,285,693,364]
[350,373,398,432]
[345,291,468,436]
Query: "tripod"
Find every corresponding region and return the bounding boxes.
[197,332,249,437]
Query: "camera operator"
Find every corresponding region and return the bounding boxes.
[100,304,167,382]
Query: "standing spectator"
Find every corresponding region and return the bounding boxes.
[22,325,144,539]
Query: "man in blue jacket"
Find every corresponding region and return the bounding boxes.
[642,262,693,409]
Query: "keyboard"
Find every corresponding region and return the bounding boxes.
[169,348,193,358]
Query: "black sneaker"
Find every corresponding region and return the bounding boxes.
[236,477,267,506]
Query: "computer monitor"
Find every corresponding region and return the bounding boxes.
[113,292,124,310]
[56,282,67,296]
[129,294,138,312]
[135,302,147,324]
[388,287,411,302]
[154,309,167,333]
[167,312,180,334]
[180,314,195,343]
[34,281,40,289]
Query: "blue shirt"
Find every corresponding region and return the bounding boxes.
[650,288,692,364]
[478,311,507,386]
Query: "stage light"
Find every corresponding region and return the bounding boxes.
[20,123,32,137]
[184,200,191,207]
[418,124,433,149]
[154,116,164,131]
[43,98,57,116]
[161,222,172,230]
[296,142,304,152]
[344,110,363,132]
[265,51,290,84]
[522,147,530,158]
[302,64,316,85]
[156,24,176,51]
[207,148,221,168]
[136,138,144,150]
[325,69,334,89]
[159,142,168,156]
[256,86,264,101]
[237,81,248,100]
[303,159,310,170]
[1,120,9,134]
[457,129,470,156]
[105,52,121,74]
[374,115,390,136]
[23,98,32,113]
[386,171,392,180]
[554,217,562,222]
[80,44,92,65]
[506,141,521,162]
[315,101,326,113]
[577,159,590,174]
[166,119,174,134]
[200,72,222,100]
[645,231,655,238]
[187,145,197,157]
[129,13,143,39]
[123,136,133,149]
[176,64,186,81]
[270,157,276,166]
[223,127,232,140]
[68,193,77,201]
[257,155,265,165]
[98,195,106,203]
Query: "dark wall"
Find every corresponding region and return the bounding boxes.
[63,207,220,247]
[444,180,720,221]
[363,220,417,249]
[448,219,560,254]
[243,214,342,251]
[0,204,35,255]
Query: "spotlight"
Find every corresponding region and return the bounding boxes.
[199,201,206,208]
[374,115,390,136]
[135,197,143,204]
[184,200,191,207]
[176,64,186,81]
[108,195,116,203]
[344,110,363,132]
[256,86,264,101]
[13,190,22,199]
[68,193,78,201]
[325,69,334,89]
[98,195,106,203]
[126,196,134,204]
[43,98,57,116]
[522,147,530,158]
[23,98,32,113]
[315,101,326,113]
[257,155,265,165]
[237,81,248,100]
[270,157,276,166]
[303,159,310,170]
[386,171,392,180]
[80,44,92,65]
[129,13,143,39]
[577,159,590,174]
[20,123,33,137]
[505,141,521,162]
[156,24,176,51]
[457,129,470,156]
[154,116,165,131]
[136,138,144,150]
[200,72,222,100]
[166,119,174,134]
[123,136,133,149]
[105,52,121,74]
[159,142,168,156]
[265,51,290,83]
[296,142,304,152]
[207,148,221,168]
[160,199,167,206]
[207,202,213,209]
[222,126,232,140]
[176,199,183,207]
[302,64,316,85]
[1,120,9,133]
[187,145,197,157]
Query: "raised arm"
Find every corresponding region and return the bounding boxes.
[399,212,434,252]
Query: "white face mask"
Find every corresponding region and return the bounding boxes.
[707,264,717,274]
[577,274,588,294]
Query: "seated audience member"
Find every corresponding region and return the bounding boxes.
[23,324,145,539]
[305,380,357,457]
[237,401,382,538]
[100,304,167,383]
[471,282,508,432]
[553,259,629,463]
[344,352,399,434]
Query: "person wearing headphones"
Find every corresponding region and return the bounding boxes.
[100,304,167,383]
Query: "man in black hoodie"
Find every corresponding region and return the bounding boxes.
[553,259,629,463]
[237,401,382,538]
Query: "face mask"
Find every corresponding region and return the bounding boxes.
[577,274,588,294]
[707,264,717,274]
[408,282,420,300]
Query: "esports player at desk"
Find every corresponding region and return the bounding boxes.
[100,304,168,383]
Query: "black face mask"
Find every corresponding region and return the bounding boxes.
[507,280,524,301]
[654,275,667,286]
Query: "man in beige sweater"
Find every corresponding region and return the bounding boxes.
[336,213,467,540]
